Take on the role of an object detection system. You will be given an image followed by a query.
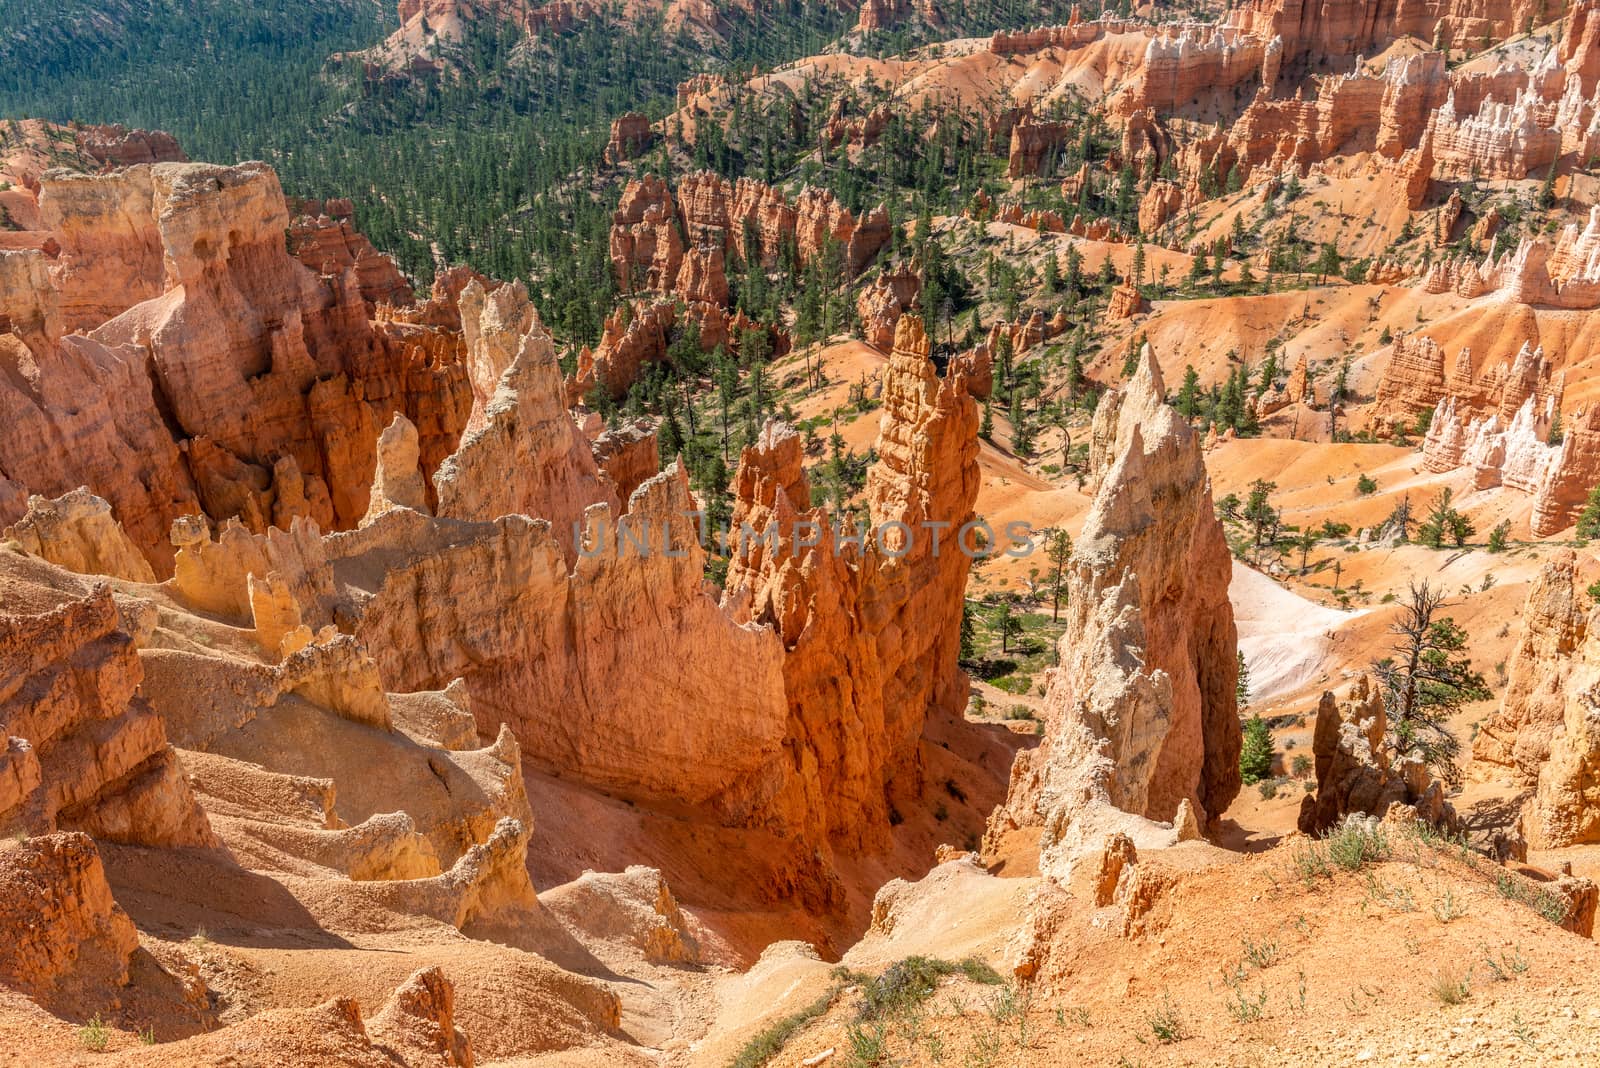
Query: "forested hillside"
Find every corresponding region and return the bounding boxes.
[0,0,1080,347]
[0,0,856,344]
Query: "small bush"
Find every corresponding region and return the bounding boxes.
[845,1022,886,1067]
[1487,520,1510,553]
[1325,820,1388,871]
[1429,966,1471,1005]
[1481,944,1529,982]
[78,1015,109,1052]
[847,956,999,1023]
[1291,841,1332,886]
[729,990,836,1068]
[1144,993,1186,1044]
[1432,887,1467,923]
[1240,935,1282,969]
[1225,984,1268,1023]
[985,982,1023,1024]
[1356,472,1378,495]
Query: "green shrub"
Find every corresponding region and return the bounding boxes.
[1144,993,1186,1043]
[78,1015,109,1053]
[1325,820,1388,871]
[729,991,836,1068]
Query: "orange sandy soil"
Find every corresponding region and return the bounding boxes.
[699,829,1600,1067]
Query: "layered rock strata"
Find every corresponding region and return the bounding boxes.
[0,551,212,847]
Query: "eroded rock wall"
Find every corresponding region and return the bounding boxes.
[0,551,212,848]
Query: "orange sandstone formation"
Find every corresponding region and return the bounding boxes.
[0,159,478,574]
[603,112,656,165]
[1007,116,1072,178]
[612,172,890,290]
[2,489,158,583]
[1475,552,1587,784]
[289,207,416,312]
[0,552,212,848]
[722,315,983,850]
[0,832,140,1013]
[1107,280,1145,319]
[855,268,921,351]
[1297,676,1457,835]
[988,346,1239,877]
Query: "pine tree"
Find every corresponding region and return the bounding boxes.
[1417,488,1473,548]
[1385,495,1414,542]
[1236,649,1251,707]
[1240,714,1273,785]
[1044,528,1072,622]
[1243,479,1279,557]
[1176,365,1201,420]
[1063,245,1084,296]
[1315,242,1341,284]
[1487,520,1510,553]
[1538,164,1558,209]
[1371,581,1490,784]
[1577,485,1600,540]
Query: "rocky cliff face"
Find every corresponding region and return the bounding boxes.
[436,280,618,556]
[855,0,940,33]
[722,315,984,850]
[1475,552,1587,784]
[1373,334,1564,433]
[988,346,1239,879]
[336,475,794,827]
[1,160,477,576]
[570,299,676,403]
[855,269,921,352]
[325,313,981,862]
[1422,214,1600,310]
[0,551,212,848]
[289,207,415,312]
[1228,0,1539,73]
[613,172,890,289]
[75,124,188,170]
[90,162,383,536]
[603,112,656,165]
[0,247,199,572]
[1410,338,1600,535]
[0,832,141,1014]
[1468,545,1600,847]
[591,420,661,504]
[1007,117,1072,178]
[2,489,158,583]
